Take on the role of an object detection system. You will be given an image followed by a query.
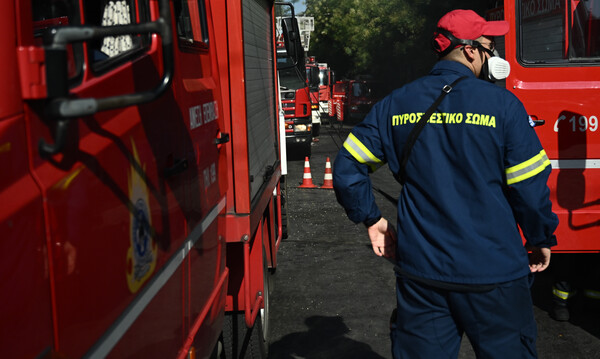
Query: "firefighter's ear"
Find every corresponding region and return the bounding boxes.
[462,45,478,62]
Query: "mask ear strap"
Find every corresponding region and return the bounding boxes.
[432,28,481,57]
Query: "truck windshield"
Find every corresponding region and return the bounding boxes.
[352,82,371,97]
[319,69,329,86]
[571,0,600,58]
[278,58,306,90]
[519,0,600,64]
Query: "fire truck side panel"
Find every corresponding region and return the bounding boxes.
[0,115,53,358]
[242,0,279,204]
[221,0,280,237]
[9,0,227,357]
[5,0,284,356]
[221,0,281,327]
[108,220,225,359]
[504,0,600,252]
[23,4,159,357]
[30,84,187,357]
[224,0,252,214]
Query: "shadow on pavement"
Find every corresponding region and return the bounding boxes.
[531,259,600,339]
[269,315,386,359]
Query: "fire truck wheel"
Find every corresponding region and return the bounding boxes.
[261,246,271,347]
[211,334,225,359]
[223,251,270,358]
[223,310,268,359]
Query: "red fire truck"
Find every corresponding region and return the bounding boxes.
[497,0,600,252]
[305,56,334,136]
[277,64,313,157]
[276,17,313,158]
[329,79,378,123]
[0,0,297,357]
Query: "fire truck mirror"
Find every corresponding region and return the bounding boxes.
[308,67,320,89]
[281,17,304,66]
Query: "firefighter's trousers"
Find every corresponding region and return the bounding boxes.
[390,274,537,359]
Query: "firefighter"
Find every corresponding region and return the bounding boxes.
[333,9,558,359]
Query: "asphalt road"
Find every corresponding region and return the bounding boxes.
[268,121,600,359]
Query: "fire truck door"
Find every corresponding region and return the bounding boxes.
[507,0,600,251]
[0,100,52,358]
[0,1,54,357]
[170,0,228,354]
[22,0,188,357]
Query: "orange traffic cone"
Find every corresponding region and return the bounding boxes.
[321,157,334,189]
[298,157,318,188]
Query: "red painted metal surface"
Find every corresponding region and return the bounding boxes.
[0,1,22,118]
[4,0,283,356]
[331,80,376,122]
[503,0,600,252]
[178,267,229,359]
[218,0,282,332]
[1,3,54,357]
[0,115,53,358]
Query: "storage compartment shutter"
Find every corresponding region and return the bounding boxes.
[243,0,278,201]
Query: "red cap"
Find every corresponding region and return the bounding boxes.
[433,9,509,53]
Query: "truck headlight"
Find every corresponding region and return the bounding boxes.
[294,124,307,132]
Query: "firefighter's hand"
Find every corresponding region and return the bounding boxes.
[367,217,396,259]
[528,246,551,273]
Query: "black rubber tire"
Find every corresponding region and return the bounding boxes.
[223,311,267,359]
[223,251,270,358]
[210,334,225,359]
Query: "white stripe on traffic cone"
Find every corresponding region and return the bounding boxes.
[321,157,333,189]
[299,157,317,188]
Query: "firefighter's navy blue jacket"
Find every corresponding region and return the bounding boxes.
[333,60,558,285]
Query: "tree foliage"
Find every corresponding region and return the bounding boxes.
[305,0,494,91]
[276,0,303,16]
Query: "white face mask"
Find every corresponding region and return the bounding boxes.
[485,50,511,81]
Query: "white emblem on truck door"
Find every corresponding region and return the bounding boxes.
[127,139,157,293]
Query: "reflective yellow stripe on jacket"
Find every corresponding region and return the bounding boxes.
[506,150,550,185]
[343,133,383,172]
[552,287,573,301]
[584,289,600,300]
